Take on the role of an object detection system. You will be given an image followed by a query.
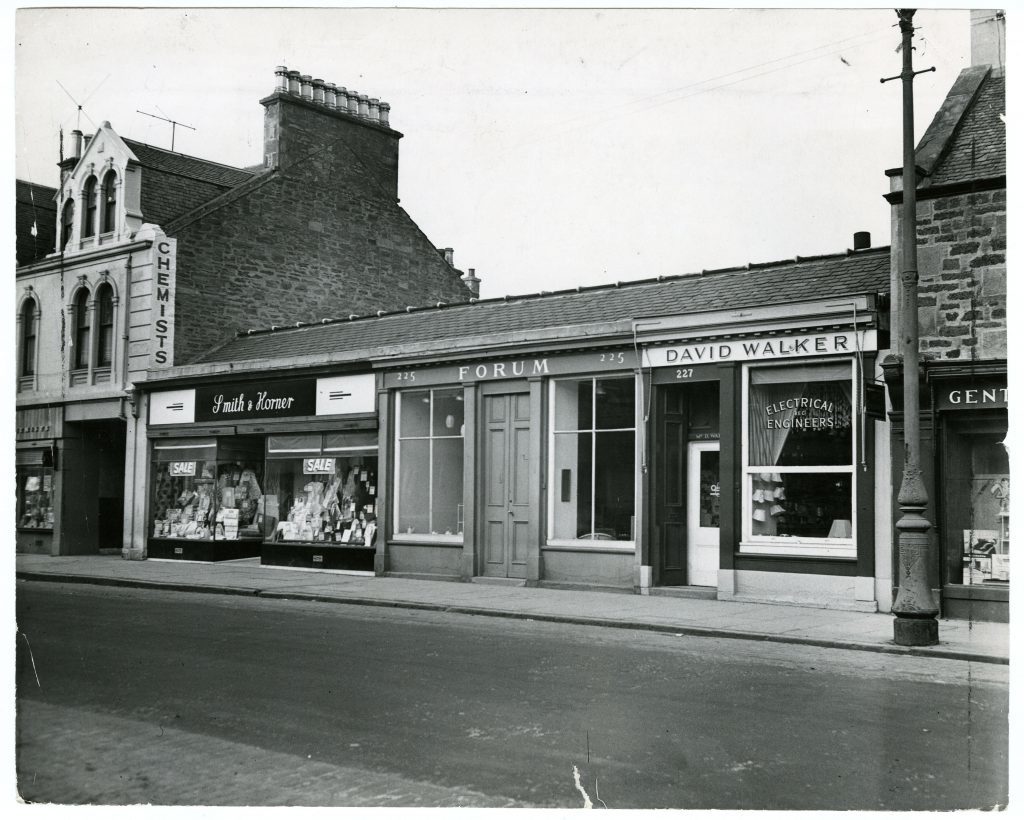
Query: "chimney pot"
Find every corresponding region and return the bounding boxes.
[275,66,289,94]
[312,79,325,105]
[443,247,454,266]
[368,98,381,123]
[324,82,338,109]
[853,231,871,251]
[70,129,84,160]
[342,89,357,116]
[357,93,370,119]
[300,74,313,100]
[287,70,301,95]
[379,102,391,128]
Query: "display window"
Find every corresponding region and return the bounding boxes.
[548,375,636,547]
[941,417,1009,587]
[264,432,378,546]
[16,450,54,530]
[150,437,265,542]
[394,388,464,541]
[742,361,856,557]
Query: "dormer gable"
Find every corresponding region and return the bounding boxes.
[56,122,143,254]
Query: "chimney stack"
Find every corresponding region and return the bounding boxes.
[262,66,402,196]
[462,268,481,298]
[853,231,871,251]
[970,9,1005,73]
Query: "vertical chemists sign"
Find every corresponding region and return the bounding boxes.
[152,235,176,367]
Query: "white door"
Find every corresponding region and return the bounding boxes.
[686,442,720,587]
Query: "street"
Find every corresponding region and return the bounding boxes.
[15,580,1008,809]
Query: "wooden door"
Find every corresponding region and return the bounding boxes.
[656,386,688,585]
[481,393,531,578]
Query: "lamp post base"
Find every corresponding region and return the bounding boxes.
[894,616,939,646]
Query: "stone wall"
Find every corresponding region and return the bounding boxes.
[169,94,471,364]
[915,188,1007,360]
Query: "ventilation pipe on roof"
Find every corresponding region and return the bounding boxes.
[853,231,871,250]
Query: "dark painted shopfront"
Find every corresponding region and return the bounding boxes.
[883,361,1009,622]
[145,372,379,570]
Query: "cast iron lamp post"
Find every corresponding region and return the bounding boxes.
[882,9,940,645]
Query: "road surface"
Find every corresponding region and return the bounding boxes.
[15,580,1009,809]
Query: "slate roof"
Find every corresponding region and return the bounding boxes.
[124,140,256,188]
[927,73,1006,186]
[123,139,259,226]
[15,179,58,266]
[198,246,891,365]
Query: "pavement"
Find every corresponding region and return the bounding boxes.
[15,553,1010,665]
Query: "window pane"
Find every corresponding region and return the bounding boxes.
[749,473,852,538]
[397,439,430,534]
[150,459,218,540]
[748,379,852,467]
[550,431,591,539]
[431,438,464,534]
[263,454,377,544]
[400,391,431,437]
[552,379,589,432]
[593,430,635,539]
[432,388,464,437]
[955,438,1009,586]
[17,467,54,529]
[595,377,634,429]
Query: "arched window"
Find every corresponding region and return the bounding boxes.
[96,284,114,368]
[20,299,38,378]
[73,288,91,370]
[82,176,97,239]
[61,199,75,250]
[101,171,117,234]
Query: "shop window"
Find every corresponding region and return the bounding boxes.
[101,170,117,233]
[60,199,75,251]
[548,376,636,545]
[264,432,378,545]
[394,389,464,540]
[20,298,38,379]
[72,287,91,371]
[16,450,54,530]
[942,419,1009,587]
[95,284,114,368]
[743,361,855,557]
[82,176,98,239]
[150,438,265,542]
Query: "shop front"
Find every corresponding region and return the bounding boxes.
[930,367,1009,622]
[379,349,643,588]
[145,371,378,569]
[641,315,884,610]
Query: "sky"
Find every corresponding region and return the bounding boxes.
[11,4,987,300]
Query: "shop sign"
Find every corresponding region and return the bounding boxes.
[303,457,336,475]
[168,461,196,477]
[150,374,376,425]
[152,238,176,367]
[644,330,876,368]
[383,349,639,388]
[935,380,1007,411]
[761,397,850,430]
[196,378,317,422]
